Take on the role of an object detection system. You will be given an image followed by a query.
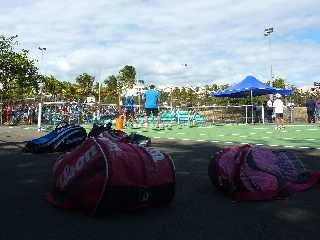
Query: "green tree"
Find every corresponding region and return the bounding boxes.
[117,65,136,92]
[42,75,62,101]
[61,81,77,101]
[104,75,118,104]
[75,73,95,100]
[0,35,39,100]
[270,78,286,89]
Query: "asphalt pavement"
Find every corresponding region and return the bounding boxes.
[1,127,320,240]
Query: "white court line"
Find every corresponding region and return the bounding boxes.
[158,132,165,134]
[284,145,294,148]
[253,127,268,130]
[241,143,249,145]
[219,135,225,137]
[256,144,264,146]
[240,136,247,138]
[196,139,205,142]
[306,139,315,141]
[281,130,288,133]
[284,137,293,140]
[263,137,270,139]
[270,144,279,147]
[200,133,207,136]
[299,147,310,149]
[182,138,190,141]
[225,142,233,144]
[307,129,318,131]
[250,133,256,135]
[168,137,176,140]
[296,130,302,132]
[266,132,272,134]
[211,140,220,143]
[154,136,161,139]
[317,148,320,150]
[177,132,185,135]
[232,133,239,136]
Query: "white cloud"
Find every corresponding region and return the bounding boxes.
[1,0,319,87]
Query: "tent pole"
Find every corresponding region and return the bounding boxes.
[245,105,248,124]
[251,90,253,124]
[262,104,265,124]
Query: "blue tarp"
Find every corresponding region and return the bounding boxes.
[211,75,292,97]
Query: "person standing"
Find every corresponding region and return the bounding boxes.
[306,97,315,123]
[123,94,135,127]
[143,84,160,127]
[273,93,284,129]
[315,98,320,122]
[266,97,273,123]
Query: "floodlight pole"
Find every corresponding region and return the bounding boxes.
[37,46,46,131]
[264,28,274,82]
[98,82,101,104]
[270,38,272,81]
[37,82,44,131]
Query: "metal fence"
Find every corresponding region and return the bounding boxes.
[0,102,316,127]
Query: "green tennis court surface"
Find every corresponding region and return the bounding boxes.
[125,124,320,150]
[17,123,320,150]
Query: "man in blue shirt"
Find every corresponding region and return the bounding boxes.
[123,95,135,126]
[143,85,160,127]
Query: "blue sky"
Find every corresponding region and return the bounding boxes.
[0,0,319,87]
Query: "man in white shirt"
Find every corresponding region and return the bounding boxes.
[273,93,284,129]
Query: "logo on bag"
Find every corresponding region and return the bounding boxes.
[57,145,98,189]
[139,190,150,202]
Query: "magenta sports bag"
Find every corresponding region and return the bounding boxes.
[46,136,175,215]
[208,144,320,201]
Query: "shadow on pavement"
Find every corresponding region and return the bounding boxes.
[1,138,320,240]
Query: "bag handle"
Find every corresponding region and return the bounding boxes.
[287,171,320,191]
[234,171,320,201]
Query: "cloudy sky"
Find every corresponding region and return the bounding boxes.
[1,0,319,87]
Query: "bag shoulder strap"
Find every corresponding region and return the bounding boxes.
[287,171,320,191]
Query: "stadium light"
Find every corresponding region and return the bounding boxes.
[38,47,47,74]
[264,27,274,82]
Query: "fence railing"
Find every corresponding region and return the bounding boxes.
[0,102,316,126]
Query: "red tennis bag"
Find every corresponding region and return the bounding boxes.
[46,136,175,215]
[208,144,320,201]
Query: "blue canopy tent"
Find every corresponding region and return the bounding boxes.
[273,88,293,96]
[210,75,292,123]
[211,75,292,97]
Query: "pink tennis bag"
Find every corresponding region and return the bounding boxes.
[209,144,320,201]
[46,136,175,215]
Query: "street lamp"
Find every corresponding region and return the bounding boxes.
[38,47,47,73]
[37,81,44,132]
[0,83,3,125]
[264,27,274,82]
